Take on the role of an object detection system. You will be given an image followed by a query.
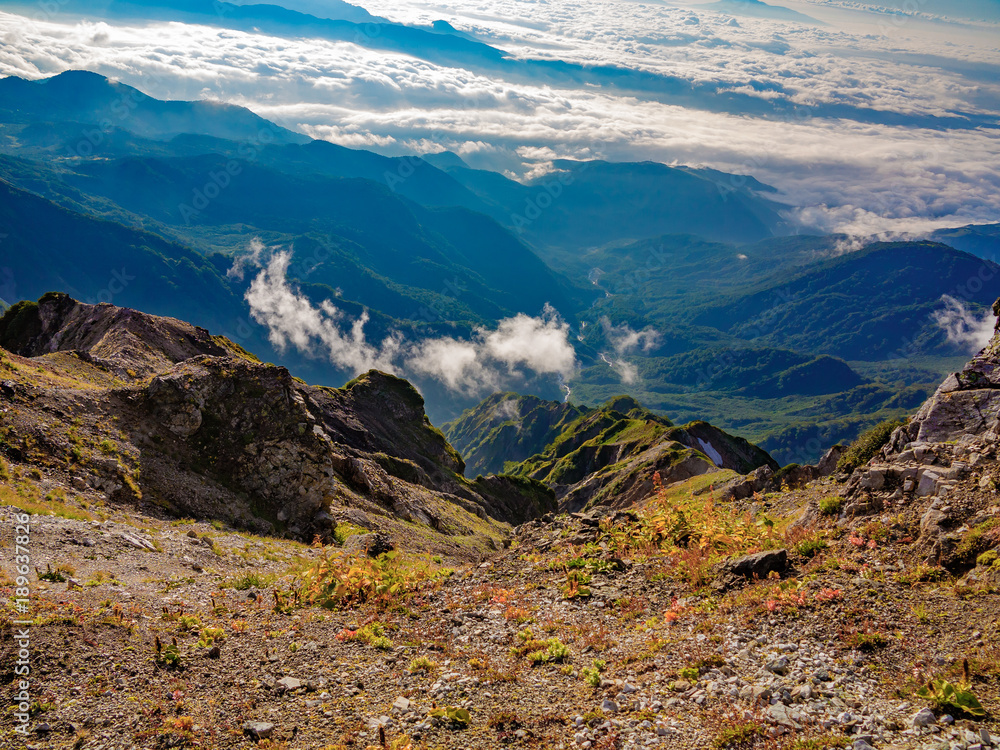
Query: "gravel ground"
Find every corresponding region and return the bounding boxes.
[2,464,1000,750]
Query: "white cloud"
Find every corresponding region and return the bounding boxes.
[609,357,640,385]
[0,0,998,233]
[244,249,578,395]
[597,318,661,385]
[246,251,404,373]
[227,237,266,281]
[932,294,996,353]
[602,318,662,356]
[494,399,520,422]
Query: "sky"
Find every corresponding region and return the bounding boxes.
[0,0,998,234]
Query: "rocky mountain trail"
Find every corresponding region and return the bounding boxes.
[4,466,1000,749]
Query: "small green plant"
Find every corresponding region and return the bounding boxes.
[897,565,948,586]
[177,615,201,633]
[427,706,471,728]
[98,439,118,455]
[848,632,888,652]
[837,419,905,473]
[223,571,273,590]
[795,535,828,558]
[28,700,56,717]
[955,519,1000,566]
[819,496,843,516]
[526,638,570,664]
[678,666,700,681]
[580,666,602,687]
[409,656,438,673]
[197,627,225,648]
[562,569,591,599]
[337,621,393,650]
[713,722,764,749]
[154,636,182,669]
[332,521,368,546]
[978,549,998,567]
[916,676,985,719]
[38,564,66,583]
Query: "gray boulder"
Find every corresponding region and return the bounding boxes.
[907,299,1000,444]
[816,444,847,476]
[715,549,788,589]
[243,722,275,741]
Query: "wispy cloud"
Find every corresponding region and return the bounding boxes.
[932,294,996,353]
[246,250,404,373]
[598,318,661,385]
[602,318,662,356]
[245,249,577,395]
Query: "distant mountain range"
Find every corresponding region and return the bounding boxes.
[1,70,997,463]
[0,70,309,145]
[703,0,824,25]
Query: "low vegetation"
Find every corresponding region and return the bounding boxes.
[837,418,906,473]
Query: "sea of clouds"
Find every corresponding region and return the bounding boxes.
[0,0,998,235]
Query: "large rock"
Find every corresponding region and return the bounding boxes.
[916,469,942,497]
[815,444,847,477]
[347,532,395,558]
[243,722,275,741]
[717,464,774,501]
[716,462,819,502]
[904,298,1000,445]
[714,549,788,588]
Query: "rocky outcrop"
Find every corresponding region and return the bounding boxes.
[0,294,555,543]
[714,548,789,589]
[0,292,252,377]
[834,298,1000,569]
[815,444,847,477]
[890,299,1000,448]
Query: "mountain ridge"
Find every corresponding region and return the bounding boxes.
[445,392,778,512]
[0,293,557,545]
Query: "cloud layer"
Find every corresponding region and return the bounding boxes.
[1,0,998,233]
[246,250,577,395]
[932,294,996,353]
